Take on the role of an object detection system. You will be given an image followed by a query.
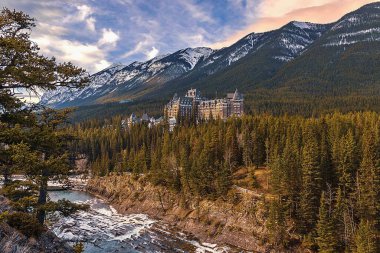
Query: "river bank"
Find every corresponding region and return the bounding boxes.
[86,174,279,252]
[49,189,241,252]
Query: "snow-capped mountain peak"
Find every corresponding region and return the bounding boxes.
[40,2,380,109]
[324,2,380,46]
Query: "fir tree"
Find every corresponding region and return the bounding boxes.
[300,133,322,232]
[317,191,338,253]
[354,219,377,253]
[267,199,286,247]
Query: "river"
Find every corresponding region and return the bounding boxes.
[49,190,241,253]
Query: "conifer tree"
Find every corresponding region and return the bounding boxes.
[356,130,379,224]
[0,8,88,225]
[337,130,356,198]
[319,129,334,188]
[354,219,377,253]
[281,135,301,217]
[242,130,253,167]
[225,125,240,171]
[267,199,286,246]
[300,133,322,232]
[316,191,338,253]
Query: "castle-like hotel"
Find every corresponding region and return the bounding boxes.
[165,88,244,123]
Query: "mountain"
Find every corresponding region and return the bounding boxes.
[156,21,330,97]
[41,20,329,108]
[41,47,214,107]
[267,2,380,96]
[41,2,380,116]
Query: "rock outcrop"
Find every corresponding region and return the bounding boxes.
[87,174,275,252]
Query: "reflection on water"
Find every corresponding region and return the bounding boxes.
[49,190,236,253]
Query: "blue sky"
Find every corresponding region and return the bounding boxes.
[2,0,372,73]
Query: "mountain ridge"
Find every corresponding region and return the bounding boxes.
[41,2,380,115]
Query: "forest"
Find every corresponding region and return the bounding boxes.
[70,112,380,252]
[0,5,379,253]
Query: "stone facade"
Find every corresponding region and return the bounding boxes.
[165,89,244,121]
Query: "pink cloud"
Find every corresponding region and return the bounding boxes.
[211,0,375,48]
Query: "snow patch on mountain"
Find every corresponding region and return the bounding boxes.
[291,21,318,30]
[179,47,214,69]
[273,56,294,62]
[325,4,380,47]
[226,33,265,65]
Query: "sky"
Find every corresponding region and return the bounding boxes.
[2,0,376,74]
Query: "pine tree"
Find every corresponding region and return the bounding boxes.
[267,199,286,247]
[316,191,338,253]
[281,135,301,217]
[241,129,253,167]
[319,128,334,188]
[356,130,379,224]
[354,219,377,253]
[334,187,355,250]
[225,125,240,171]
[216,161,231,196]
[300,133,322,232]
[337,130,356,198]
[10,109,88,224]
[179,144,191,193]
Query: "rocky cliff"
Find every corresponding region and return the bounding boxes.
[86,174,298,252]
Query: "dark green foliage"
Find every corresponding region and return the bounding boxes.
[5,212,44,238]
[266,199,286,247]
[354,219,378,253]
[72,109,380,251]
[317,191,339,253]
[300,132,322,232]
[43,199,89,217]
[355,129,380,224]
[70,6,380,122]
[0,8,89,228]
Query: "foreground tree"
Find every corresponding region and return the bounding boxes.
[0,8,88,227]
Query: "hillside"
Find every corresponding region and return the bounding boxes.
[267,2,380,96]
[41,2,380,119]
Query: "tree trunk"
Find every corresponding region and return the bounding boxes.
[36,174,48,224]
[3,167,10,186]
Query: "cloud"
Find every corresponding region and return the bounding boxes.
[122,34,155,59]
[32,34,109,73]
[5,0,375,75]
[77,5,93,20]
[178,0,215,24]
[98,28,120,47]
[146,47,159,59]
[59,4,97,32]
[35,22,68,36]
[95,59,112,71]
[86,17,96,32]
[211,0,375,48]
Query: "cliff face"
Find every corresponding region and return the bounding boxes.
[0,196,74,253]
[87,174,283,252]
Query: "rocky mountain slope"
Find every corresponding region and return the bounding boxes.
[40,47,214,107]
[267,1,380,95]
[41,19,330,108]
[41,2,380,112]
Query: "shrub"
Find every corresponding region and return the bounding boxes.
[5,212,44,237]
